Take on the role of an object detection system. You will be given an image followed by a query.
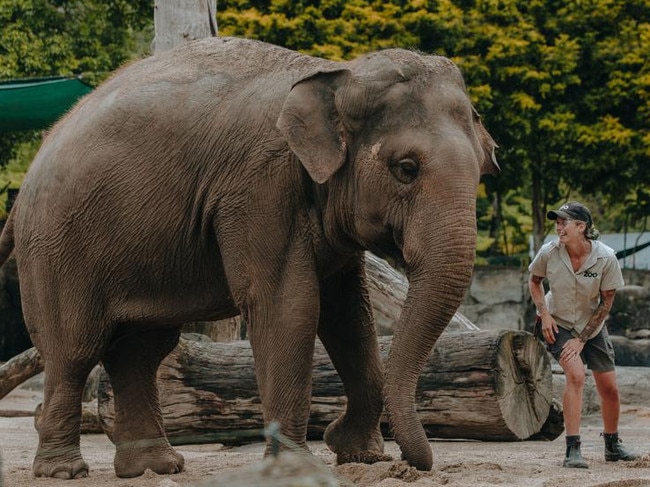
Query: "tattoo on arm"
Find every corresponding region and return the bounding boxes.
[529,275,548,316]
[578,289,616,342]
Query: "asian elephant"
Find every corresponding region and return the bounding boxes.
[0,36,498,479]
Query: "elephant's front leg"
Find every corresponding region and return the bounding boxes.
[318,257,391,465]
[246,266,320,455]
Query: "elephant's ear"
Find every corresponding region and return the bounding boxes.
[277,69,353,184]
[473,107,500,176]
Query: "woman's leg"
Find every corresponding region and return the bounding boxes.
[592,370,619,433]
[561,354,586,435]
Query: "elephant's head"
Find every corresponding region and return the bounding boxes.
[277,49,499,470]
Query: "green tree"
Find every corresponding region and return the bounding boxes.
[217,0,422,59]
[0,0,154,168]
[2,0,649,259]
[448,0,650,255]
[216,0,649,256]
[564,2,650,217]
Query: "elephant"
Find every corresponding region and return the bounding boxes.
[0,36,498,479]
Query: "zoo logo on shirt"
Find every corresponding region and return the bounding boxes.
[583,271,599,278]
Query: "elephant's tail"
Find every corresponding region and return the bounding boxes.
[0,208,15,267]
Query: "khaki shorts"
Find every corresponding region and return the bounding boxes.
[545,325,616,372]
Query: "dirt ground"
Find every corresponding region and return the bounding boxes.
[1,382,650,487]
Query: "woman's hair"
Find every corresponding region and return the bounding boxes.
[586,224,600,240]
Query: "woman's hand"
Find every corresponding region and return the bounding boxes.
[541,315,559,344]
[560,337,585,362]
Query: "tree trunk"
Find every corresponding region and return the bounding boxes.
[97,329,554,445]
[0,346,43,398]
[0,253,474,400]
[152,0,217,53]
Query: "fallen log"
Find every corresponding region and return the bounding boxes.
[0,252,474,401]
[98,329,554,445]
[0,346,43,400]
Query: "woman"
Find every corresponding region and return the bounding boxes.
[528,201,638,468]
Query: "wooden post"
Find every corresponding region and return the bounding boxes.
[152,0,217,53]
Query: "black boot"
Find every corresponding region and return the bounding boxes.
[563,436,589,468]
[603,432,639,461]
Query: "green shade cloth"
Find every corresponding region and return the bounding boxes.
[0,76,93,133]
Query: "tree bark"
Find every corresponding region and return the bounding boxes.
[0,346,43,400]
[152,0,217,53]
[98,329,554,445]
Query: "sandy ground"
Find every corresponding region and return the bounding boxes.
[1,383,650,487]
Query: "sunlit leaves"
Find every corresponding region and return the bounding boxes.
[1,0,649,256]
[0,0,153,169]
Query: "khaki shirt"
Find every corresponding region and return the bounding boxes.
[528,239,624,338]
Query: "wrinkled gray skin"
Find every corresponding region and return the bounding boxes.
[0,37,498,479]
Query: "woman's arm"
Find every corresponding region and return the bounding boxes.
[576,289,617,342]
[528,274,558,343]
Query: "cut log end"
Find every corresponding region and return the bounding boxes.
[495,331,553,440]
[414,330,553,441]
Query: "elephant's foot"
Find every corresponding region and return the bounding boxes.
[33,455,89,479]
[114,439,185,478]
[324,417,392,465]
[263,433,310,458]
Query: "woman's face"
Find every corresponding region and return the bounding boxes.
[555,217,586,244]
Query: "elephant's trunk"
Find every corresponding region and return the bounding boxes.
[384,205,477,471]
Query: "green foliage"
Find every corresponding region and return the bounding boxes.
[217,0,423,59]
[0,0,154,168]
[0,135,39,219]
[0,0,153,79]
[2,0,649,262]
[446,0,650,255]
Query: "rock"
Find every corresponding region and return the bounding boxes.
[610,336,650,367]
[191,451,347,486]
[609,285,650,335]
[157,478,181,487]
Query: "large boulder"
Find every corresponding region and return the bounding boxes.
[610,335,650,367]
[609,285,650,337]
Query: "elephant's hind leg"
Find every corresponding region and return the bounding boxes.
[33,363,92,479]
[30,323,104,479]
[318,259,391,465]
[102,325,184,478]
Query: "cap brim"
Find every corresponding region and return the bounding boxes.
[547,209,571,220]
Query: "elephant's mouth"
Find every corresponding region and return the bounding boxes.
[365,226,406,269]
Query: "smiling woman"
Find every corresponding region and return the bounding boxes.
[528,200,639,469]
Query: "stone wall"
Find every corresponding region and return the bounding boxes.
[459,266,532,332]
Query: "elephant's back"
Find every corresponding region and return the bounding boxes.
[19,37,325,211]
[16,38,323,273]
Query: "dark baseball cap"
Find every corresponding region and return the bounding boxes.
[547,201,593,227]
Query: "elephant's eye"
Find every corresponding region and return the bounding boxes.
[390,158,419,184]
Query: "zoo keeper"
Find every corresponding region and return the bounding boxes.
[528,201,639,468]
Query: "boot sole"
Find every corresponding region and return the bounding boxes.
[605,456,637,462]
[563,461,589,468]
